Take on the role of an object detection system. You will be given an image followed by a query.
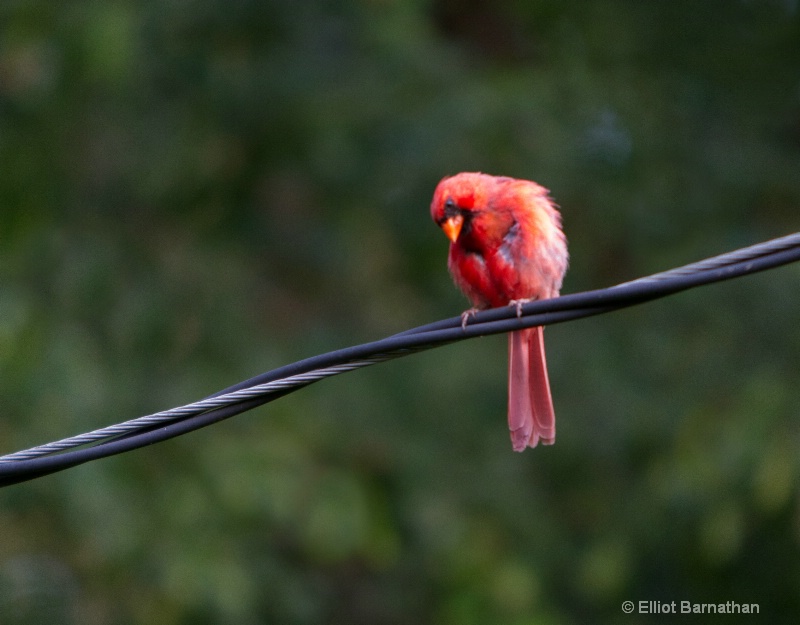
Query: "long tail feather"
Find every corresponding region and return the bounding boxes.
[508,329,534,451]
[527,325,556,446]
[507,327,556,452]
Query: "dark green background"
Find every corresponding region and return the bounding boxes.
[1,1,799,623]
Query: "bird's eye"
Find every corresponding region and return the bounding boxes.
[444,198,457,214]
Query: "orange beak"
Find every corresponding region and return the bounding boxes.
[441,215,464,243]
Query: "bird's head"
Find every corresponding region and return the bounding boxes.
[430,172,491,243]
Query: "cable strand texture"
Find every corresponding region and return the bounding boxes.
[1,232,798,485]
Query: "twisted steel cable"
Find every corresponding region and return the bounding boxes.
[1,232,798,487]
[615,232,800,287]
[0,356,397,462]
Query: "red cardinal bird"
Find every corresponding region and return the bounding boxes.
[431,172,568,451]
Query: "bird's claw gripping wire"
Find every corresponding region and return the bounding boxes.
[460,308,480,329]
[509,298,535,318]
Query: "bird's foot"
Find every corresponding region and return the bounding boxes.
[508,298,534,318]
[460,308,480,330]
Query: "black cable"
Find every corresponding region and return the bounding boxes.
[1,234,798,487]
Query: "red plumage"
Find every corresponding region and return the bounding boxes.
[430,172,568,451]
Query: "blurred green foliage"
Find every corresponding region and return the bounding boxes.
[1,0,799,623]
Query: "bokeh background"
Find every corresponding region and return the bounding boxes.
[1,1,799,623]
